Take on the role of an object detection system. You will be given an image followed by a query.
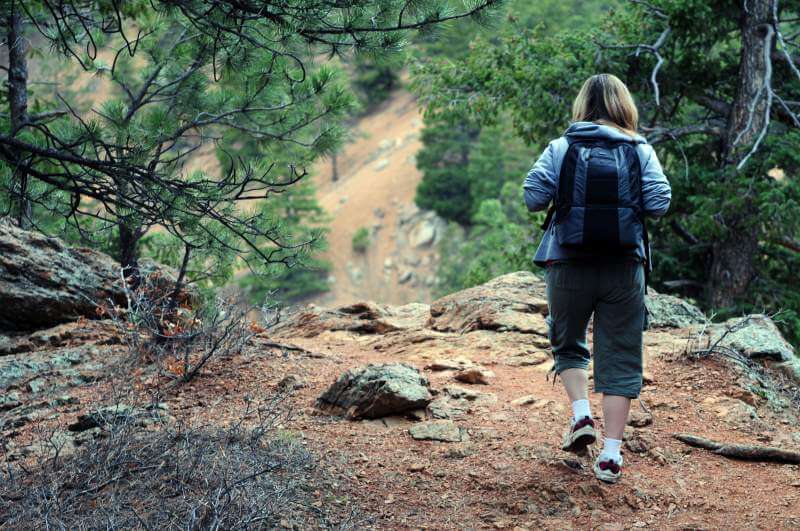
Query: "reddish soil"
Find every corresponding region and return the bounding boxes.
[199,328,799,530]
[4,295,800,530]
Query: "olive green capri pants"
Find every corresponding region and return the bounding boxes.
[544,260,645,398]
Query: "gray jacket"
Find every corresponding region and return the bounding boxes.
[523,122,672,266]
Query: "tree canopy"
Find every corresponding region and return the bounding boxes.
[413,0,800,339]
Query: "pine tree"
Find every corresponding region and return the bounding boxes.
[0,0,502,289]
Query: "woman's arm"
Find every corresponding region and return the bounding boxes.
[639,144,672,217]
[523,141,558,212]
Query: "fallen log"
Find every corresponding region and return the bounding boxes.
[674,433,800,464]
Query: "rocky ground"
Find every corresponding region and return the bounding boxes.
[2,270,799,529]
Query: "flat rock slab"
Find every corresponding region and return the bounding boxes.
[503,351,550,367]
[427,386,498,419]
[426,358,474,371]
[510,395,539,406]
[273,301,430,338]
[318,363,432,419]
[409,420,465,442]
[428,271,549,335]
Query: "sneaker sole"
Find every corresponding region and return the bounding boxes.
[562,425,597,453]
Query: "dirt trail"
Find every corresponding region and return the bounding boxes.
[311,89,442,308]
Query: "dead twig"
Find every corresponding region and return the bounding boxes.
[674,433,800,464]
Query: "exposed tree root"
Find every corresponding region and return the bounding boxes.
[674,433,800,464]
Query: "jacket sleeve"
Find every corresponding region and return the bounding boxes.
[639,144,671,218]
[523,141,557,212]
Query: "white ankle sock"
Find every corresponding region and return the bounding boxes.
[571,399,592,423]
[600,438,622,461]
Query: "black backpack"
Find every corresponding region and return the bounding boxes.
[541,137,651,267]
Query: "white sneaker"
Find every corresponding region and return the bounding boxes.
[593,454,623,483]
[561,416,596,454]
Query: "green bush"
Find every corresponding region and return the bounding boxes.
[434,182,540,297]
[352,227,371,253]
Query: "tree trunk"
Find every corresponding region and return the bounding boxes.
[708,0,776,309]
[6,1,31,228]
[118,221,142,286]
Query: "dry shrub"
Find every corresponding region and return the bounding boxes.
[0,395,366,529]
[105,268,263,385]
[0,271,369,529]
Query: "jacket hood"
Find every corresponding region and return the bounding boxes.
[565,121,646,144]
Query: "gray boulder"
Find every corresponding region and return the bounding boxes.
[0,218,127,331]
[318,363,432,419]
[645,291,706,328]
[709,314,795,361]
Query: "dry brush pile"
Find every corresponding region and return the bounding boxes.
[0,271,367,529]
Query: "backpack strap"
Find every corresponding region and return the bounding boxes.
[540,204,556,231]
[632,144,651,293]
[539,137,573,231]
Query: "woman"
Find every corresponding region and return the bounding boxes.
[523,74,671,483]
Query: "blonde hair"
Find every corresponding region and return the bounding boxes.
[572,74,639,137]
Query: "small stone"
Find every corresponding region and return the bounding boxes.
[426,358,472,371]
[444,445,476,459]
[454,367,494,385]
[628,409,653,427]
[407,462,427,472]
[27,378,47,394]
[409,420,464,442]
[277,374,306,390]
[443,386,496,403]
[625,435,651,454]
[398,271,414,284]
[511,395,538,406]
[409,220,437,248]
[649,447,668,465]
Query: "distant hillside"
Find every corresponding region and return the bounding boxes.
[310,89,449,307]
